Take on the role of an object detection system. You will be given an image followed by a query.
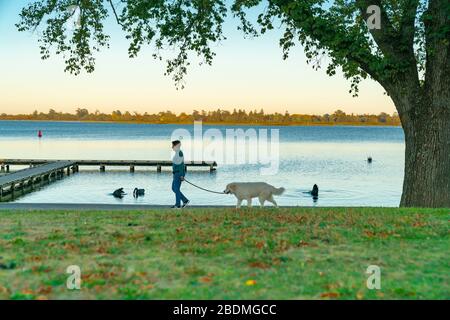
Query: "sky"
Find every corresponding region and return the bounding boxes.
[0,0,395,115]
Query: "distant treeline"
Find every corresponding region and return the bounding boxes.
[0,108,401,126]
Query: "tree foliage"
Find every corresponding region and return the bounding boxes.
[16,0,449,95]
[17,0,228,88]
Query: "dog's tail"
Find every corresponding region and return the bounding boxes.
[272,187,285,195]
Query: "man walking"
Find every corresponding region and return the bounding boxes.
[171,140,190,208]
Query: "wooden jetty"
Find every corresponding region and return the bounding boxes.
[1,159,217,173]
[0,159,217,202]
[0,161,75,202]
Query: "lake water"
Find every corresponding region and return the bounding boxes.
[0,121,405,207]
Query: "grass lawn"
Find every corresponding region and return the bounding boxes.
[0,207,448,300]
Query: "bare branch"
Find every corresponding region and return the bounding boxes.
[108,0,123,27]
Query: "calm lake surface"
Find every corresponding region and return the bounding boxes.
[0,121,405,207]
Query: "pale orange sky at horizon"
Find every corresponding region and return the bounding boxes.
[0,1,396,116]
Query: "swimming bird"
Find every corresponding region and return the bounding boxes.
[133,188,145,198]
[112,188,126,198]
[302,184,319,200]
[310,184,319,198]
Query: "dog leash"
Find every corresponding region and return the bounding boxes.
[183,178,226,195]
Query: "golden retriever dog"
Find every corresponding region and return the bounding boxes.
[224,182,285,208]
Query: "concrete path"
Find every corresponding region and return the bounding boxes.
[0,203,238,211]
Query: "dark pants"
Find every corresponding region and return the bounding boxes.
[172,173,188,207]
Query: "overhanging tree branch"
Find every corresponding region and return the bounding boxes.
[399,0,420,46]
[108,0,124,27]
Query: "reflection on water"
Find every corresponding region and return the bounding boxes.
[0,121,404,206]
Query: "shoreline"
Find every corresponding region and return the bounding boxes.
[0,119,401,127]
[0,203,399,210]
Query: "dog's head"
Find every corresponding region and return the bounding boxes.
[224,183,237,194]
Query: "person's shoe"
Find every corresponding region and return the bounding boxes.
[182,200,190,208]
[170,205,181,209]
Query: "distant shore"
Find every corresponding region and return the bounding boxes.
[0,108,401,126]
[0,119,401,127]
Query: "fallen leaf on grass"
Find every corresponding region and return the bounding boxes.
[37,286,52,295]
[412,221,426,227]
[102,271,117,279]
[142,284,154,290]
[28,256,42,262]
[297,240,310,247]
[21,289,34,295]
[0,286,9,294]
[96,246,107,254]
[249,262,270,269]
[245,280,257,286]
[320,292,340,298]
[364,230,375,238]
[199,276,213,283]
[255,241,265,249]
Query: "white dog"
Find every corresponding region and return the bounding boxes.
[224,182,285,208]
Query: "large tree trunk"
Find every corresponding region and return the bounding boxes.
[398,97,450,207]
